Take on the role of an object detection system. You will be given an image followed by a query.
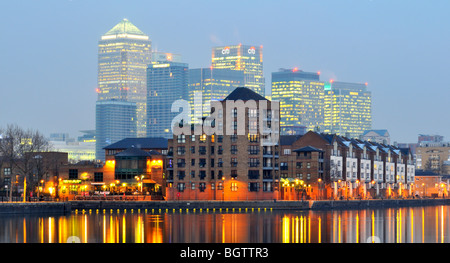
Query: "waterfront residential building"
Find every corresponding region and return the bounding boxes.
[97,19,152,138]
[188,68,244,122]
[277,131,415,200]
[414,169,448,198]
[323,81,372,138]
[95,100,137,162]
[166,87,280,201]
[271,68,325,133]
[147,61,189,139]
[211,45,265,96]
[415,141,450,174]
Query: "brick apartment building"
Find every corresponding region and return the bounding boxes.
[166,87,281,201]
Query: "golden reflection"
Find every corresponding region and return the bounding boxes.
[9,206,450,243]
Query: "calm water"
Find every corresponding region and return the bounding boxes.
[1,206,450,243]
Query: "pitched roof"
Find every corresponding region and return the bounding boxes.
[103,137,168,150]
[115,147,151,157]
[280,135,303,146]
[293,146,324,153]
[223,87,268,101]
[104,19,148,36]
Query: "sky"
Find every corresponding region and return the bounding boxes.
[0,0,449,143]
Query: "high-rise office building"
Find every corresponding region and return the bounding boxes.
[211,44,265,96]
[271,69,325,134]
[323,81,372,138]
[95,100,137,162]
[147,61,189,139]
[188,68,244,123]
[97,19,151,138]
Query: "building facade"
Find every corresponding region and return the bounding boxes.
[147,61,189,139]
[97,19,152,138]
[271,69,325,133]
[323,81,372,139]
[166,87,281,201]
[95,100,137,162]
[416,142,450,174]
[278,131,415,200]
[211,45,265,96]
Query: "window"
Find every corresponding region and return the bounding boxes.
[190,146,195,154]
[177,171,185,180]
[190,171,195,178]
[248,134,259,143]
[231,170,237,179]
[177,159,186,168]
[69,169,78,179]
[191,159,195,166]
[248,158,260,167]
[94,172,103,182]
[199,183,206,192]
[177,183,186,192]
[231,182,238,192]
[177,135,186,143]
[199,171,206,180]
[231,134,238,142]
[199,159,206,168]
[280,162,288,170]
[231,145,238,154]
[248,170,260,179]
[248,145,259,155]
[296,162,303,169]
[248,182,260,192]
[3,168,11,176]
[199,146,206,155]
[284,149,291,155]
[177,146,185,155]
[231,158,238,167]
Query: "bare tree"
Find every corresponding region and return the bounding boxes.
[0,124,51,200]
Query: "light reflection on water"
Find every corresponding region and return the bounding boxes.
[1,206,449,243]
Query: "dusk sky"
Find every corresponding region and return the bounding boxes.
[0,0,449,143]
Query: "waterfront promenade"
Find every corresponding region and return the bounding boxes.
[1,198,450,214]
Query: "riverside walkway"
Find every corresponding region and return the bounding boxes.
[1,198,450,214]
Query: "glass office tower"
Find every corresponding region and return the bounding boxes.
[188,68,244,123]
[271,69,325,134]
[97,19,151,138]
[147,62,189,139]
[211,44,265,96]
[95,100,137,162]
[323,81,372,138]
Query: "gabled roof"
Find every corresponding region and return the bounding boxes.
[280,135,303,146]
[115,147,151,157]
[104,137,168,150]
[223,87,268,101]
[104,19,148,36]
[293,146,324,153]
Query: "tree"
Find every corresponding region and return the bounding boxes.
[0,124,51,200]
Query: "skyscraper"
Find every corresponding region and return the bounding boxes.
[323,81,372,138]
[188,68,244,123]
[95,100,137,162]
[147,61,189,139]
[271,68,325,134]
[97,19,151,138]
[211,44,265,96]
